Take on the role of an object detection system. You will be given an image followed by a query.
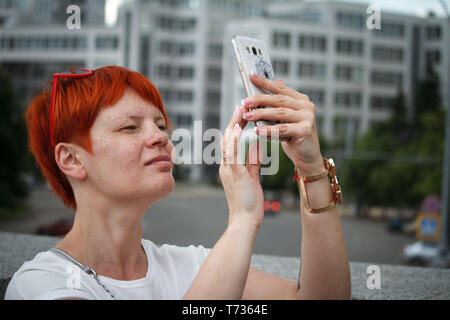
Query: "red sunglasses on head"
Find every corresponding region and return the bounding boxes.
[50,69,94,149]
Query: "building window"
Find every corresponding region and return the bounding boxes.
[176,90,194,103]
[426,50,441,65]
[157,64,172,79]
[158,0,199,10]
[373,21,405,38]
[371,71,403,87]
[298,34,327,52]
[159,88,173,103]
[178,42,195,56]
[208,44,223,59]
[159,41,173,55]
[206,114,220,129]
[207,67,222,82]
[272,32,291,48]
[175,114,193,127]
[272,59,289,76]
[371,96,395,111]
[206,90,221,106]
[336,12,364,30]
[178,66,195,79]
[298,62,326,79]
[335,91,362,108]
[336,38,364,56]
[335,65,363,83]
[300,88,325,106]
[426,25,441,41]
[372,46,404,63]
[157,16,196,31]
[96,36,119,50]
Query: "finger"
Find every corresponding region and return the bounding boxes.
[246,141,262,178]
[249,72,308,100]
[225,123,244,166]
[222,106,248,159]
[226,105,248,132]
[255,121,315,139]
[244,107,311,123]
[243,93,315,112]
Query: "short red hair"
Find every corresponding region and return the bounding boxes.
[25,66,171,210]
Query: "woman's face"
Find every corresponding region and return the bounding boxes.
[83,88,174,205]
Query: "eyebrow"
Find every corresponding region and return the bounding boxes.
[114,115,164,122]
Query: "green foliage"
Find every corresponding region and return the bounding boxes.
[0,69,30,208]
[342,74,445,210]
[259,139,295,192]
[258,134,330,194]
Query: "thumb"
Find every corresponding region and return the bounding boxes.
[246,141,262,178]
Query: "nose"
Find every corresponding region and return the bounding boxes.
[144,125,170,149]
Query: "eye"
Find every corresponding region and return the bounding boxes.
[158,125,168,132]
[121,125,138,131]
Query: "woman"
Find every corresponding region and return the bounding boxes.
[5,66,350,300]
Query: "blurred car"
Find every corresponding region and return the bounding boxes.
[402,241,439,267]
[36,218,73,237]
[263,190,282,216]
[387,217,416,235]
[264,199,282,216]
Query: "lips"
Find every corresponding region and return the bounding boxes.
[145,155,172,166]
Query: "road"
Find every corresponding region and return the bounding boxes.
[0,183,416,265]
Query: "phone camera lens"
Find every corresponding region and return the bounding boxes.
[252,47,257,55]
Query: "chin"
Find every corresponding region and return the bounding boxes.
[150,173,175,198]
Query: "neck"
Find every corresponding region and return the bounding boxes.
[57,202,148,281]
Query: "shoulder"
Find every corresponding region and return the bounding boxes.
[5,250,94,300]
[142,239,211,267]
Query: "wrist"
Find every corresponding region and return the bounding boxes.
[227,217,261,234]
[295,156,325,176]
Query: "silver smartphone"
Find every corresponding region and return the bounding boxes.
[231,36,285,135]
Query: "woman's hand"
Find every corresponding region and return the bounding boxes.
[242,73,325,176]
[220,106,264,229]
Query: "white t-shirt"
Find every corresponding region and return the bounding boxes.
[5,239,211,300]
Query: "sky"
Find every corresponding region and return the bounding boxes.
[105,0,450,26]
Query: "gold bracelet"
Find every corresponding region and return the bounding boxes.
[294,158,343,214]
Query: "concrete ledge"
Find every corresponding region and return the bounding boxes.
[1,232,449,300]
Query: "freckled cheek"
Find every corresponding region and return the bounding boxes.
[94,138,141,172]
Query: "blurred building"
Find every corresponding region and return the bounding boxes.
[0,0,123,104]
[221,1,450,144]
[118,0,274,181]
[0,0,106,26]
[0,0,449,182]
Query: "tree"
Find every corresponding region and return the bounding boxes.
[0,69,30,208]
[342,69,445,212]
[260,134,330,195]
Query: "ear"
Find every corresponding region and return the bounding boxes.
[54,143,87,180]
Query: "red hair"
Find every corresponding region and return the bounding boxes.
[25,66,172,210]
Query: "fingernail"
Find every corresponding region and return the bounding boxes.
[243,97,253,105]
[250,71,259,79]
[243,112,253,120]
